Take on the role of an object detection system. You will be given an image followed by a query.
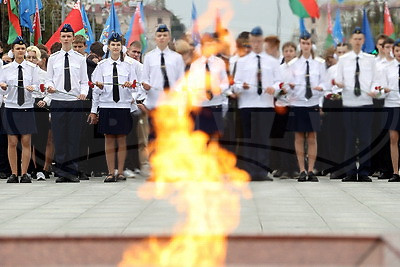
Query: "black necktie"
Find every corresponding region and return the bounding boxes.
[257,55,262,95]
[354,56,361,96]
[17,65,24,106]
[205,60,213,100]
[112,62,120,103]
[64,53,71,92]
[305,60,312,99]
[161,52,170,91]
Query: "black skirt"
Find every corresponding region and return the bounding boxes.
[288,105,321,133]
[98,108,133,135]
[2,108,37,135]
[384,107,400,131]
[192,105,223,136]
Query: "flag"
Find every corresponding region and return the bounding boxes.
[191,1,200,47]
[332,9,343,45]
[19,0,43,32]
[45,2,84,50]
[215,9,225,39]
[362,9,375,54]
[299,18,306,36]
[324,3,334,49]
[81,4,95,53]
[31,0,42,45]
[289,0,320,18]
[7,0,22,44]
[384,2,395,38]
[99,0,121,44]
[126,1,147,52]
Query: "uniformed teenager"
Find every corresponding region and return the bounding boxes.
[335,27,376,182]
[45,24,89,183]
[233,26,283,181]
[140,24,185,139]
[287,31,326,182]
[376,39,400,182]
[89,33,137,182]
[187,33,229,138]
[0,37,40,183]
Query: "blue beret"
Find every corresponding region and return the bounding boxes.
[394,39,400,47]
[353,27,363,34]
[12,36,25,46]
[300,30,312,40]
[109,32,122,43]
[156,24,169,33]
[61,24,74,33]
[250,26,263,36]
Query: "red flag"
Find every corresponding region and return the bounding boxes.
[7,0,22,44]
[127,4,144,46]
[215,9,226,39]
[384,2,395,38]
[327,3,332,34]
[32,1,42,45]
[45,6,84,50]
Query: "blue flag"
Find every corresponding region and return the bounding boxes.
[99,0,121,44]
[191,1,200,47]
[299,18,306,35]
[362,9,375,53]
[332,9,343,45]
[19,0,43,32]
[81,5,95,53]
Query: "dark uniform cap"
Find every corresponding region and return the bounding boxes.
[300,31,312,40]
[394,39,400,47]
[12,36,25,45]
[109,32,122,42]
[353,27,363,34]
[61,24,74,33]
[156,24,169,33]
[250,26,263,36]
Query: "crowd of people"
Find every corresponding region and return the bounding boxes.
[0,22,399,183]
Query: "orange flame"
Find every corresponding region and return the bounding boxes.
[119,2,250,266]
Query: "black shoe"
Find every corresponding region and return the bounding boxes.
[251,174,273,182]
[358,175,372,182]
[298,171,307,182]
[43,170,51,179]
[280,172,290,179]
[389,174,400,182]
[6,174,19,183]
[273,170,282,178]
[67,176,80,183]
[79,172,90,180]
[378,173,392,180]
[104,174,117,183]
[0,172,8,179]
[331,172,345,180]
[20,174,32,183]
[307,172,319,182]
[342,175,357,182]
[30,171,37,179]
[55,176,69,183]
[116,174,126,181]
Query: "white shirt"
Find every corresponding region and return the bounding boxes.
[187,55,229,107]
[125,55,146,104]
[336,51,376,107]
[379,59,400,108]
[0,60,40,109]
[91,57,138,113]
[142,47,185,110]
[276,61,293,107]
[288,56,327,107]
[234,51,282,108]
[45,49,89,101]
[32,68,47,99]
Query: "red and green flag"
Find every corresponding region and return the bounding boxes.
[324,2,334,49]
[7,0,22,44]
[384,2,395,38]
[31,0,42,45]
[289,0,320,19]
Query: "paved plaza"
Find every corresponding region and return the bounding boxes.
[1,174,400,238]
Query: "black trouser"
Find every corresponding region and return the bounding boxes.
[269,106,296,174]
[342,106,373,176]
[51,100,83,178]
[31,98,49,172]
[237,108,274,179]
[0,104,10,175]
[125,114,140,171]
[221,98,241,155]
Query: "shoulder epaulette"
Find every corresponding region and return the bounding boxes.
[338,52,350,60]
[72,50,85,57]
[363,53,375,58]
[97,58,108,65]
[49,51,61,57]
[2,63,11,69]
[26,61,37,68]
[288,57,298,66]
[124,56,134,64]
[314,57,325,64]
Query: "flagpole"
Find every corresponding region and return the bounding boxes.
[62,0,65,21]
[276,0,281,36]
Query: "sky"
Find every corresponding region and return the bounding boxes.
[163,0,304,43]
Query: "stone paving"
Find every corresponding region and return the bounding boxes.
[1,174,400,237]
